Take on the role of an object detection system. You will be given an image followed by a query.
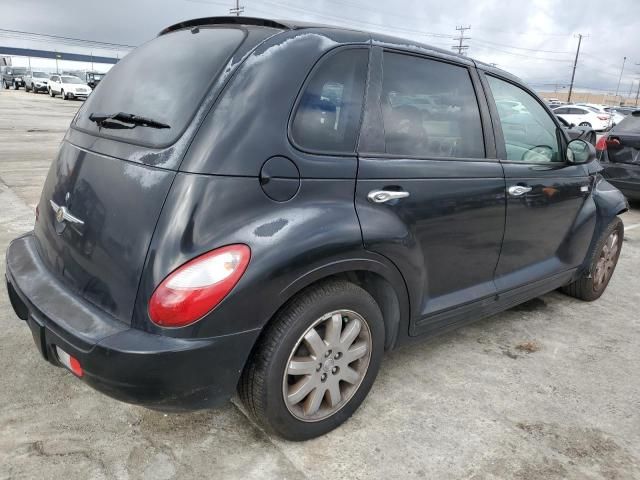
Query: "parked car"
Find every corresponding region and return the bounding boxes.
[5,17,628,441]
[48,75,92,100]
[555,115,597,145]
[24,71,50,93]
[85,71,104,89]
[1,66,27,89]
[575,104,621,128]
[597,111,640,200]
[552,105,611,131]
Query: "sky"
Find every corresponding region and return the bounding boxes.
[2,0,640,96]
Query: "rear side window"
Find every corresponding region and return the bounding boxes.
[291,49,368,154]
[381,52,485,158]
[74,27,246,148]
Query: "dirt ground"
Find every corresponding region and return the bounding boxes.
[1,89,639,480]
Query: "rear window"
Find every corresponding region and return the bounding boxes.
[74,27,246,148]
[614,114,640,133]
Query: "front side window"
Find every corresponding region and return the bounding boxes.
[291,49,368,153]
[380,52,485,158]
[487,76,561,163]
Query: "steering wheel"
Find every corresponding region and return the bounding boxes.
[522,145,553,163]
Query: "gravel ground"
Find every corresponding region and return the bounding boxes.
[1,89,639,480]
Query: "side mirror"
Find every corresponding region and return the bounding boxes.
[569,123,576,128]
[566,138,596,164]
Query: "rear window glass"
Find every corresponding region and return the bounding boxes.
[291,49,368,154]
[614,114,640,133]
[74,27,246,148]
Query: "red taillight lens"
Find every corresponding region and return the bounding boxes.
[596,136,607,151]
[597,115,609,121]
[148,244,251,327]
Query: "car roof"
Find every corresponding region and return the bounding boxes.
[159,16,521,82]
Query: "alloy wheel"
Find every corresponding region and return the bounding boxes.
[282,309,372,422]
[593,231,619,290]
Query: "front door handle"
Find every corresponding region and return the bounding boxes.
[508,185,532,197]
[367,189,410,203]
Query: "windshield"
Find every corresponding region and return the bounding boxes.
[74,27,246,148]
[62,76,85,84]
[33,72,48,78]
[11,67,27,75]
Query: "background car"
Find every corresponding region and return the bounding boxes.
[575,103,622,127]
[1,66,27,89]
[597,110,640,201]
[556,115,597,145]
[552,105,611,131]
[24,71,50,93]
[48,74,92,100]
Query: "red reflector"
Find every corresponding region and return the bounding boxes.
[149,244,251,327]
[595,136,607,151]
[55,346,83,377]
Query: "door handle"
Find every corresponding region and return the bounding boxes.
[367,189,410,203]
[508,185,532,197]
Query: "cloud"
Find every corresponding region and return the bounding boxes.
[2,0,639,93]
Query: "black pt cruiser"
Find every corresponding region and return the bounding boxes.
[5,17,628,440]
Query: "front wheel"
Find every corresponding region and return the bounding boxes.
[49,88,54,97]
[239,279,384,440]
[579,121,591,127]
[2,80,7,89]
[12,82,18,90]
[562,217,623,301]
[61,89,67,100]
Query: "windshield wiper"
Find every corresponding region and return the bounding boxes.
[89,112,170,129]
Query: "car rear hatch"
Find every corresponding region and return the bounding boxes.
[607,113,640,165]
[32,23,282,325]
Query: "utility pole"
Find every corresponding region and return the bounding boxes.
[567,34,584,104]
[229,0,244,16]
[614,56,626,98]
[451,25,471,55]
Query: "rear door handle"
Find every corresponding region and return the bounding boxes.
[367,189,410,203]
[508,185,532,197]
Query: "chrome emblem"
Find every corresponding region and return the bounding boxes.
[50,199,85,226]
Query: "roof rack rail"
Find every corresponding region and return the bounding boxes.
[159,16,292,36]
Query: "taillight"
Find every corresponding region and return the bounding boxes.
[596,136,607,151]
[597,115,609,121]
[149,244,251,327]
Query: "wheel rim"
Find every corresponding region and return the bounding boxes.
[282,309,372,422]
[593,231,620,290]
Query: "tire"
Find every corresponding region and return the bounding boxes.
[61,89,67,100]
[579,122,591,127]
[25,83,30,92]
[49,88,54,97]
[12,82,18,90]
[239,279,385,441]
[562,217,623,301]
[2,80,7,89]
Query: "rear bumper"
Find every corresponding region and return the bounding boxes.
[5,233,260,411]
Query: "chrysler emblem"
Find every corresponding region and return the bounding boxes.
[50,199,85,226]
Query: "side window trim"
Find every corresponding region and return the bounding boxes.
[480,71,568,165]
[360,48,490,162]
[287,45,370,157]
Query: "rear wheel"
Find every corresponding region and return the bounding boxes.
[239,279,384,440]
[562,217,623,301]
[579,121,591,127]
[61,89,67,100]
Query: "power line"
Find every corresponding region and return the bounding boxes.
[452,25,471,55]
[0,28,135,50]
[472,38,570,54]
[471,44,573,63]
[614,56,627,97]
